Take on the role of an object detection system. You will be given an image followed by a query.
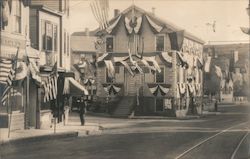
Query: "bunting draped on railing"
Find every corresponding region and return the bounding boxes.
[102,83,122,95]
[106,14,122,34]
[104,60,115,78]
[178,83,186,95]
[145,15,163,33]
[125,16,142,34]
[147,84,171,96]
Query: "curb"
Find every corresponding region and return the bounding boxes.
[130,116,201,120]
[0,131,78,146]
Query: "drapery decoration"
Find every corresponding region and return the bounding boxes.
[102,83,122,95]
[204,56,212,73]
[169,30,184,51]
[29,60,41,84]
[14,62,28,81]
[178,83,186,95]
[220,79,226,90]
[160,52,172,67]
[187,83,195,94]
[214,65,222,79]
[97,53,110,63]
[140,59,156,72]
[63,77,89,95]
[106,14,122,34]
[145,15,163,33]
[104,60,115,78]
[143,56,161,73]
[83,78,95,85]
[125,16,142,34]
[176,51,188,68]
[147,84,171,96]
[113,56,134,76]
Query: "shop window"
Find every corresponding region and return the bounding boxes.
[155,67,164,83]
[156,98,164,112]
[106,37,114,52]
[14,0,22,33]
[156,35,164,51]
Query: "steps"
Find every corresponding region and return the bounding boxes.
[112,96,136,117]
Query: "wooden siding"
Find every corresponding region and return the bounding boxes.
[31,0,60,11]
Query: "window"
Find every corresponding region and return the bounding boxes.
[156,35,165,51]
[156,98,164,112]
[42,20,58,52]
[155,67,164,83]
[14,0,22,33]
[106,37,114,52]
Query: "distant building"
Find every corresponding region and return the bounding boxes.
[70,28,97,102]
[94,5,204,117]
[204,43,249,103]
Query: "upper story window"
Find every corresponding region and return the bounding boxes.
[106,37,114,52]
[156,35,165,51]
[41,20,58,52]
[14,0,22,33]
[155,67,165,83]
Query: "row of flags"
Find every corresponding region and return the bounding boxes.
[90,0,109,30]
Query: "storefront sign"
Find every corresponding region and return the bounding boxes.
[1,35,26,48]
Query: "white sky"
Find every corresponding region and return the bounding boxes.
[69,0,249,44]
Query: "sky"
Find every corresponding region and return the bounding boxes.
[69,0,249,44]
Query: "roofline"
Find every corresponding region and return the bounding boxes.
[30,5,63,16]
[94,5,205,44]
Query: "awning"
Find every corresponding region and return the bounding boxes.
[63,77,89,96]
[29,60,41,84]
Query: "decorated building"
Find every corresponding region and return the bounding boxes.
[204,43,249,103]
[94,5,204,117]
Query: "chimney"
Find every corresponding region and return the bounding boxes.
[114,9,120,17]
[234,50,239,63]
[85,27,89,37]
[152,7,155,16]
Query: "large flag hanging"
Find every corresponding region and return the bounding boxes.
[214,65,222,79]
[1,48,19,105]
[90,0,109,30]
[204,56,211,72]
[169,30,185,51]
[43,62,58,102]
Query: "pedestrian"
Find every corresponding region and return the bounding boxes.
[79,96,86,126]
[214,100,218,112]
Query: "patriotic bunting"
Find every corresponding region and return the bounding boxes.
[104,60,115,78]
[178,83,186,95]
[145,15,163,33]
[97,53,109,63]
[106,14,122,34]
[176,51,188,68]
[214,65,222,79]
[63,77,89,95]
[102,83,122,95]
[83,78,95,85]
[161,52,172,64]
[125,16,142,34]
[147,84,171,96]
[0,59,14,85]
[28,59,41,84]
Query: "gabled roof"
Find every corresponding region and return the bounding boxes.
[71,36,96,53]
[94,5,205,44]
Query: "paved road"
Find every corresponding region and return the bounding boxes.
[1,104,250,159]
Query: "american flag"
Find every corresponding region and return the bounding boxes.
[0,49,19,105]
[90,0,109,30]
[43,62,58,102]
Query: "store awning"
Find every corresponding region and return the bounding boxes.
[63,77,89,96]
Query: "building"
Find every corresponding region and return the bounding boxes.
[0,0,31,130]
[94,5,204,117]
[71,29,97,104]
[29,0,74,128]
[204,43,249,103]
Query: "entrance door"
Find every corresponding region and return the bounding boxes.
[125,71,142,96]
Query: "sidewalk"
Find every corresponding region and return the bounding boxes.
[0,121,101,145]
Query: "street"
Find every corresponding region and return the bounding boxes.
[1,104,250,159]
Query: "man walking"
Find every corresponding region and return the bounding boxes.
[79,96,86,126]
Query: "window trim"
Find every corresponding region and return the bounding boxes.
[155,98,164,112]
[41,20,58,52]
[155,66,165,83]
[105,36,114,53]
[155,34,165,52]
